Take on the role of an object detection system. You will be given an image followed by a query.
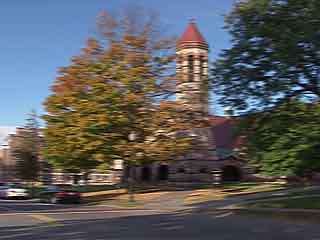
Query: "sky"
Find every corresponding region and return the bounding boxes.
[0,0,234,143]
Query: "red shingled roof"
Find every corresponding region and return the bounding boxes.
[179,21,207,44]
[209,116,243,150]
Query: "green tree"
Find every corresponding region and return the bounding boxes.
[12,110,41,194]
[240,101,320,176]
[43,8,196,179]
[213,0,320,112]
[212,0,320,176]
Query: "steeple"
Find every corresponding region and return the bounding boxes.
[177,20,209,51]
[176,20,209,114]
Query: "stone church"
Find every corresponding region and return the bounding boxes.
[132,21,247,183]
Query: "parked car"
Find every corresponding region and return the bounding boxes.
[0,183,29,199]
[38,185,81,204]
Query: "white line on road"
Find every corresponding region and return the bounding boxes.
[212,212,234,218]
[56,231,85,236]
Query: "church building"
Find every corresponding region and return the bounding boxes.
[133,20,247,183]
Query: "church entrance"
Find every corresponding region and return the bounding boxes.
[158,165,169,181]
[141,166,151,182]
[222,166,241,182]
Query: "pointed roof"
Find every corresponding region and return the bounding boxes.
[179,20,207,44]
[178,20,208,50]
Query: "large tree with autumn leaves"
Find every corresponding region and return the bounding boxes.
[43,8,199,174]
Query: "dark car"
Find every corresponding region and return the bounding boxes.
[39,185,81,204]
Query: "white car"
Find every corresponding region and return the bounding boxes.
[0,183,29,199]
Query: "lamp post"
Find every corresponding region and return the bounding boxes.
[128,132,137,203]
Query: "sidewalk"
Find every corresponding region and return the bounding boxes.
[207,186,320,220]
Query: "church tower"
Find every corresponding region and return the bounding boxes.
[176,20,209,115]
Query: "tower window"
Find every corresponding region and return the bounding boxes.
[188,55,194,82]
[200,55,205,78]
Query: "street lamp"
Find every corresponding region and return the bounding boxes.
[127,132,137,203]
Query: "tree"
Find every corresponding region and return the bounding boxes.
[212,0,320,112]
[212,0,320,176]
[239,101,320,176]
[12,110,41,193]
[43,8,197,180]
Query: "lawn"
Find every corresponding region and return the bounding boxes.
[250,196,320,209]
[183,182,285,205]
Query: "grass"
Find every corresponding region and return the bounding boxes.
[183,182,285,205]
[238,210,320,223]
[222,182,260,189]
[285,188,320,197]
[250,196,320,209]
[249,186,320,201]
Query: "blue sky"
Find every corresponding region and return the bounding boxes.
[0,0,234,140]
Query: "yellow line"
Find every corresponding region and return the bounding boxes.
[30,214,57,223]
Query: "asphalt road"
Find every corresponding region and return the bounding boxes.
[1,199,320,240]
[0,208,320,240]
[0,199,76,213]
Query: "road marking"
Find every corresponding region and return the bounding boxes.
[57,231,85,236]
[213,212,234,218]
[30,214,57,223]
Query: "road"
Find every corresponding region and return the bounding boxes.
[1,194,320,240]
[0,199,76,214]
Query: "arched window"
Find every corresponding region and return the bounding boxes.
[199,55,205,78]
[188,55,194,82]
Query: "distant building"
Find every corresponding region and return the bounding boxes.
[0,144,10,181]
[0,127,122,185]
